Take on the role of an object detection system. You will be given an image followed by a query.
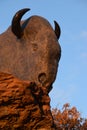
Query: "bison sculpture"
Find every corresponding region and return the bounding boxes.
[0,8,61,92]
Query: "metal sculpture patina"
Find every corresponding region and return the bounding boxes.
[0,8,61,91]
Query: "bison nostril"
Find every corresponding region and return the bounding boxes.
[38,73,46,85]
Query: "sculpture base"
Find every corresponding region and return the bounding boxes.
[0,72,56,130]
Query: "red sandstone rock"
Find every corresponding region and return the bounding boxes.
[0,72,56,130]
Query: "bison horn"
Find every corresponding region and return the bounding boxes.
[54,20,61,40]
[11,8,30,38]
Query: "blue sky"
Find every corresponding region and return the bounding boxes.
[0,0,87,117]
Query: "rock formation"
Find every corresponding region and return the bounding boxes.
[0,72,56,130]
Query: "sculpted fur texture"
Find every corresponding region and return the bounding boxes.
[0,8,61,91]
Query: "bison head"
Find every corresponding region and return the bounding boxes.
[0,8,61,92]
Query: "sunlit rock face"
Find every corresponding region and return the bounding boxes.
[0,72,56,130]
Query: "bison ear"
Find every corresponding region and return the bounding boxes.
[11,8,30,38]
[54,20,61,40]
